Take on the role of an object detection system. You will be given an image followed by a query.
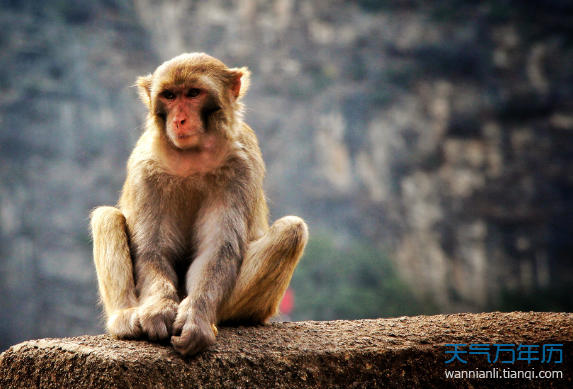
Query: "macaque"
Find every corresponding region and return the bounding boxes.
[90,53,308,356]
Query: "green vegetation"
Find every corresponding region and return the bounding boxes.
[289,233,435,321]
[497,286,573,313]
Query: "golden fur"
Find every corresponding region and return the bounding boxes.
[90,53,308,356]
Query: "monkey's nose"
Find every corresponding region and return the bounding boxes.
[174,118,186,128]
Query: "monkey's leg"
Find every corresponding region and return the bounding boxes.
[218,216,308,324]
[90,206,142,339]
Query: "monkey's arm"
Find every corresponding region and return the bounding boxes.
[133,249,180,341]
[171,179,250,356]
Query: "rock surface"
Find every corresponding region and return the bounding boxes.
[1,312,571,388]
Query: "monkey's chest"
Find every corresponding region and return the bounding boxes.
[130,172,216,251]
[157,196,202,242]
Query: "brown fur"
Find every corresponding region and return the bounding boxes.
[90,53,308,356]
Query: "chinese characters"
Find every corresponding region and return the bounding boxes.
[445,344,563,364]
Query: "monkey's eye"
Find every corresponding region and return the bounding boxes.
[187,88,201,98]
[163,91,176,100]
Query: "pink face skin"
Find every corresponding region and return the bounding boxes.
[159,87,209,150]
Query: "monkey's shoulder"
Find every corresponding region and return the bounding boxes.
[236,122,260,149]
[234,123,265,172]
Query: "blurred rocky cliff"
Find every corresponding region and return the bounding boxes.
[1,0,573,351]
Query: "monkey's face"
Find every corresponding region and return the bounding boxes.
[137,53,251,149]
[156,86,215,150]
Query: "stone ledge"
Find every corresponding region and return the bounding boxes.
[0,312,572,388]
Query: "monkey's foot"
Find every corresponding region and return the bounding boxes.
[138,298,179,341]
[107,308,143,339]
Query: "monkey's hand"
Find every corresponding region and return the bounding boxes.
[138,298,179,341]
[171,297,217,356]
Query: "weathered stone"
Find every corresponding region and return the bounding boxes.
[1,312,571,388]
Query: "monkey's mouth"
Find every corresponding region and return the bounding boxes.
[170,131,205,149]
[175,129,204,140]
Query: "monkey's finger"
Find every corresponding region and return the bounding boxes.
[172,316,185,336]
[171,333,203,356]
[147,327,159,341]
[163,309,176,336]
[171,322,198,354]
[146,319,169,341]
[156,321,170,340]
[171,332,193,355]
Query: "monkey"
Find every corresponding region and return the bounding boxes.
[90,53,308,356]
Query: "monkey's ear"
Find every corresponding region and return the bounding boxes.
[229,67,250,100]
[136,74,153,108]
